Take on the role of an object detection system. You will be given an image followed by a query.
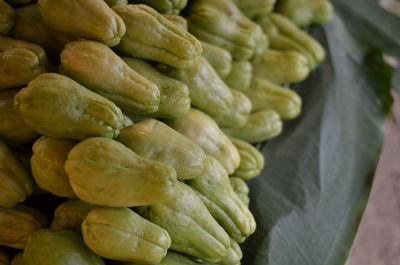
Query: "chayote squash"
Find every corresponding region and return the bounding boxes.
[31,137,77,198]
[82,207,171,263]
[114,4,201,68]
[229,137,264,180]
[142,181,230,263]
[187,0,268,61]
[244,77,302,120]
[22,230,105,265]
[38,0,126,47]
[51,200,96,233]
[160,56,233,118]
[0,0,14,35]
[14,73,124,140]
[200,41,232,79]
[10,252,23,265]
[59,40,161,116]
[218,238,242,265]
[0,205,47,249]
[117,120,206,180]
[65,137,177,207]
[0,36,48,90]
[187,156,256,243]
[0,140,33,208]
[0,248,9,265]
[0,89,39,146]
[233,0,276,19]
[163,14,187,30]
[223,110,283,143]
[229,177,250,207]
[223,61,252,92]
[276,0,334,27]
[252,49,310,84]
[167,108,240,175]
[122,57,190,118]
[114,251,200,265]
[104,0,128,7]
[129,0,188,14]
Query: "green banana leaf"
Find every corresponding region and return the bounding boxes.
[242,7,396,265]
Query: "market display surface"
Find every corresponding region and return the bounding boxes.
[0,0,397,264]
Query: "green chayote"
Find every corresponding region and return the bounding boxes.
[0,205,47,249]
[252,49,310,84]
[244,77,302,120]
[22,230,105,265]
[0,248,8,265]
[129,0,188,14]
[229,177,250,206]
[223,110,283,143]
[167,109,240,175]
[201,41,232,79]
[233,0,276,19]
[31,137,77,198]
[0,140,33,208]
[51,200,96,233]
[65,137,177,207]
[230,137,264,180]
[0,36,48,90]
[117,120,206,180]
[218,238,242,265]
[14,73,124,140]
[276,0,334,27]
[0,0,14,35]
[122,57,190,118]
[11,252,23,265]
[224,61,252,91]
[38,0,126,47]
[104,0,127,7]
[114,251,200,265]
[59,40,161,116]
[213,90,252,129]
[187,156,256,243]
[160,56,233,117]
[82,207,171,263]
[142,181,230,263]
[187,0,268,61]
[114,4,202,68]
[0,89,39,146]
[163,14,187,30]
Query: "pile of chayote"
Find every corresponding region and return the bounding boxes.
[0,0,333,264]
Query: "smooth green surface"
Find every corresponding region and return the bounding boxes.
[229,177,250,207]
[0,0,14,35]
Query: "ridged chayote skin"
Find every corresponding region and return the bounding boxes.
[0,140,33,208]
[82,207,171,263]
[229,137,264,181]
[224,61,252,92]
[167,109,240,175]
[0,0,14,35]
[163,14,187,30]
[31,137,77,198]
[51,200,96,233]
[0,248,9,265]
[113,251,200,265]
[0,205,48,249]
[218,238,242,265]
[187,0,268,61]
[65,137,177,207]
[276,0,334,27]
[200,41,232,79]
[14,73,124,140]
[187,156,256,243]
[213,90,252,129]
[229,177,250,207]
[11,252,23,265]
[38,0,126,47]
[22,230,105,265]
[233,0,276,19]
[122,57,190,118]
[114,4,202,69]
[118,120,206,180]
[59,40,161,116]
[252,49,310,84]
[244,77,302,120]
[223,110,283,143]
[0,36,48,90]
[161,56,233,118]
[129,0,188,14]
[142,181,230,263]
[0,89,39,146]
[104,0,128,7]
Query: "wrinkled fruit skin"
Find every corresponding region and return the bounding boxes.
[163,14,188,30]
[142,181,230,263]
[22,230,105,265]
[234,0,276,19]
[224,61,253,92]
[114,4,202,69]
[130,0,188,14]
[65,137,177,207]
[104,0,128,7]
[0,0,14,35]
[218,238,243,265]
[0,205,47,249]
[14,73,124,140]
[59,40,161,116]
[201,41,232,79]
[117,120,206,180]
[82,207,171,263]
[38,0,126,47]
[229,177,250,206]
[167,108,240,175]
